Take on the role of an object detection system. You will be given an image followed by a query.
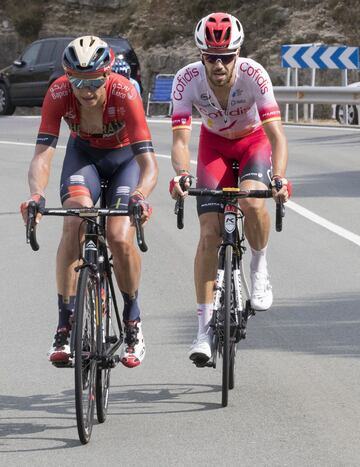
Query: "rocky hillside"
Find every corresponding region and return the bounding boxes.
[1,0,360,100]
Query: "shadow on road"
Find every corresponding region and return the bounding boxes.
[289,132,360,146]
[0,382,220,452]
[291,170,360,198]
[177,293,360,359]
[244,292,360,358]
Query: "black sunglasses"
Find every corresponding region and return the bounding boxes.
[202,53,237,65]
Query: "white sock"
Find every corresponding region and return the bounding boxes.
[250,245,268,275]
[197,303,213,336]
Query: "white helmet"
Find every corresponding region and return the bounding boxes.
[195,12,244,51]
[62,35,115,75]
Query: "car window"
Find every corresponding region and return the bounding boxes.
[54,39,73,65]
[37,40,57,64]
[21,42,42,66]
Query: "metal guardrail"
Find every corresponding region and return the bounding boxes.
[274,86,360,104]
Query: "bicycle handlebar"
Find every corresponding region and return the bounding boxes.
[175,187,285,232]
[26,201,40,251]
[25,204,148,252]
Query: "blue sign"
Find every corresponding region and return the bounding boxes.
[281,45,359,69]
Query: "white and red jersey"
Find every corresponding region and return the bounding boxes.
[171,57,281,139]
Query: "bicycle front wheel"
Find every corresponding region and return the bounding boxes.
[75,268,97,444]
[96,275,113,423]
[222,244,233,407]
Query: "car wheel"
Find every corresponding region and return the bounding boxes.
[335,104,359,125]
[0,83,16,115]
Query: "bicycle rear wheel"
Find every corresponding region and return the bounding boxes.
[96,274,113,423]
[229,343,236,390]
[75,268,97,444]
[222,244,233,407]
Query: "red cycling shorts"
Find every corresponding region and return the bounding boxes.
[196,125,272,215]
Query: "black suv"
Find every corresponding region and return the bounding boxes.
[0,35,142,115]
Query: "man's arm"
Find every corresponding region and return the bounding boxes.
[171,128,192,175]
[20,144,55,223]
[263,120,290,202]
[263,120,288,177]
[28,144,56,196]
[169,128,192,198]
[133,152,158,198]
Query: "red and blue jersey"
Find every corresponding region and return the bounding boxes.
[37,73,153,154]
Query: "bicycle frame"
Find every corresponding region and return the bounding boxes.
[25,181,148,443]
[175,183,284,407]
[207,195,252,367]
[26,181,148,368]
[75,194,123,368]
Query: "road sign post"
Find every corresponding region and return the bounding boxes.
[281,44,359,123]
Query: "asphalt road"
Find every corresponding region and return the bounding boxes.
[0,116,360,466]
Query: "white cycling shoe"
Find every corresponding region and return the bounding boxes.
[250,271,273,311]
[189,332,212,364]
[120,320,146,368]
[48,327,71,364]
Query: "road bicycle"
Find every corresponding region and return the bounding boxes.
[176,174,284,407]
[25,180,147,444]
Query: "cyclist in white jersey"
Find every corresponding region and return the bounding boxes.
[169,12,291,364]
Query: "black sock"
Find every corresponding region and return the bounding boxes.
[57,294,75,330]
[121,290,140,322]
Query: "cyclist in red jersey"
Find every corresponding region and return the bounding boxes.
[21,36,158,368]
[169,13,291,364]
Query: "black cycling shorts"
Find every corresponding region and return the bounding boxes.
[60,136,140,209]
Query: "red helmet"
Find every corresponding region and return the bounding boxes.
[195,12,244,51]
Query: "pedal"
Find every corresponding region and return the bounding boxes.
[106,335,117,344]
[110,355,120,367]
[98,355,120,369]
[193,360,215,368]
[52,360,74,368]
[190,353,214,368]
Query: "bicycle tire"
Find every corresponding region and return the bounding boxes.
[222,244,232,407]
[74,268,97,444]
[96,274,112,423]
[229,343,236,390]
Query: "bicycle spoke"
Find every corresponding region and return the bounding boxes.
[75,269,97,444]
[222,245,232,407]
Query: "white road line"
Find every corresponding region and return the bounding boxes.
[286,200,360,246]
[157,152,360,247]
[7,115,360,131]
[147,119,360,132]
[1,140,359,246]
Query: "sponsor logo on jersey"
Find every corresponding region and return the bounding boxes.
[239,62,269,94]
[198,106,251,119]
[102,120,125,136]
[259,107,281,120]
[230,99,246,106]
[50,82,68,92]
[66,120,125,136]
[172,114,192,127]
[51,90,69,100]
[172,67,200,101]
[232,89,244,97]
[111,82,133,99]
